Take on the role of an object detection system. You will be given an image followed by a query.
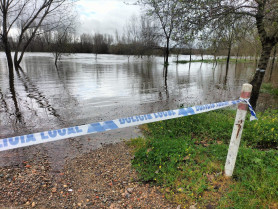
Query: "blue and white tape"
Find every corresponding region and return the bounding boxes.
[0,100,244,152]
[240,98,258,121]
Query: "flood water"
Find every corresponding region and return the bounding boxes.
[0,53,277,170]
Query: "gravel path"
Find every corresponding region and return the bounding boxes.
[0,142,177,208]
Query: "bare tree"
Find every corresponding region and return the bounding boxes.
[93,33,113,59]
[124,14,160,57]
[196,34,210,61]
[52,27,73,68]
[239,28,262,65]
[0,0,75,75]
[138,0,181,65]
[208,15,255,70]
[140,15,161,55]
[80,33,94,53]
[185,0,278,108]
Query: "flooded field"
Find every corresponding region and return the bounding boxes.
[0,53,277,170]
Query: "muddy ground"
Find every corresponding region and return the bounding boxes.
[0,142,178,209]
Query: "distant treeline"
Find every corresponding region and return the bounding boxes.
[1,12,260,60]
[2,33,213,57]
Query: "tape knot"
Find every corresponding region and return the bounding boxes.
[239,98,258,121]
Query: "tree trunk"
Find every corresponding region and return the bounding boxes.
[163,48,166,63]
[2,10,14,77]
[14,51,20,69]
[165,36,170,65]
[268,45,277,82]
[164,65,168,79]
[3,42,14,78]
[250,42,273,109]
[213,53,218,66]
[9,70,22,123]
[226,41,232,72]
[236,47,240,63]
[55,54,59,69]
[14,30,37,69]
[14,3,51,69]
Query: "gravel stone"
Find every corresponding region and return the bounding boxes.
[0,142,177,208]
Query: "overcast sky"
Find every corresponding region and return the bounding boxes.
[76,0,141,35]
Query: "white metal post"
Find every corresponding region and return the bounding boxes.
[225,83,253,177]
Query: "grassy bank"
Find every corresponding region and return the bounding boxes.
[128,109,278,208]
[176,58,255,64]
[175,59,217,64]
[261,83,278,97]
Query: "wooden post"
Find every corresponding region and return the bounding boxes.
[225,83,252,177]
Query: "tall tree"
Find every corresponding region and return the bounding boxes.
[0,0,75,74]
[210,15,255,70]
[80,33,94,53]
[196,34,210,61]
[93,33,113,58]
[124,14,160,56]
[185,0,278,109]
[138,0,181,65]
[52,26,73,68]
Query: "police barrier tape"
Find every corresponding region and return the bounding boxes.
[0,100,243,152]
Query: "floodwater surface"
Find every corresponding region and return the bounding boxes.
[0,53,277,169]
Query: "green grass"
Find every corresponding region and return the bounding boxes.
[141,109,278,148]
[129,109,278,208]
[260,83,278,97]
[228,58,255,63]
[176,58,255,64]
[175,59,217,64]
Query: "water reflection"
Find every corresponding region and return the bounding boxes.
[0,53,277,169]
[9,69,23,125]
[163,65,169,98]
[15,67,63,121]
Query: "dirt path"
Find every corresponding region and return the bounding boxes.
[0,142,177,208]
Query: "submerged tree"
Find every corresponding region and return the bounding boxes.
[0,0,76,75]
[137,0,182,65]
[52,27,73,67]
[93,33,113,59]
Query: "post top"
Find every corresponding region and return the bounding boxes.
[242,83,252,93]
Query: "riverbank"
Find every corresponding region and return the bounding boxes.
[1,95,277,208]
[1,109,277,208]
[131,109,278,208]
[0,142,177,208]
[175,58,256,64]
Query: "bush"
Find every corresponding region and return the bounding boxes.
[244,109,278,148]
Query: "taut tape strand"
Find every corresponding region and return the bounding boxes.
[0,100,242,152]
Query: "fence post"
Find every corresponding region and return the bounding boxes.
[224,83,252,177]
